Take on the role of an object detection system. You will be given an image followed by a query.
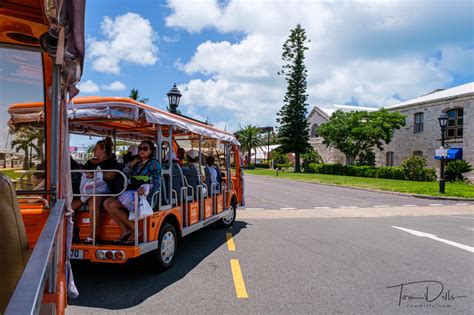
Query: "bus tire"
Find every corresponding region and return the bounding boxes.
[151,223,177,271]
[217,201,236,228]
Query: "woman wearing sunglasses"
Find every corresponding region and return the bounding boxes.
[104,140,161,244]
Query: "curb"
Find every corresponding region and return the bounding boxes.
[246,174,474,202]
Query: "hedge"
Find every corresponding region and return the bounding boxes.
[304,163,436,182]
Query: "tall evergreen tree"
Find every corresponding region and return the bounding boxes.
[277,24,311,172]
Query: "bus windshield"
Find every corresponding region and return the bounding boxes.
[0,46,46,191]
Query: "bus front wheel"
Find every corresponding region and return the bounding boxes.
[151,223,177,271]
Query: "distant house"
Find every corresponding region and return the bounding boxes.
[307,82,474,180]
[251,144,281,164]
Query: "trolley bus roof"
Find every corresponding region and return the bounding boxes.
[8,96,240,145]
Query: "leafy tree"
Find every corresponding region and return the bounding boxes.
[129,88,149,103]
[235,125,263,164]
[318,109,405,164]
[277,24,311,172]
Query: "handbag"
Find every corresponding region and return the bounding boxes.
[126,160,152,191]
[129,195,153,220]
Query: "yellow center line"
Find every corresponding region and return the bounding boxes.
[230,259,249,299]
[226,232,236,251]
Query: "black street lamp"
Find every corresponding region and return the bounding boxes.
[438,113,448,193]
[167,83,182,114]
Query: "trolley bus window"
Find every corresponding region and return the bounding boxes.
[0,47,46,191]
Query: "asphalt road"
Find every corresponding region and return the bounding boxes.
[244,174,468,209]
[67,177,474,314]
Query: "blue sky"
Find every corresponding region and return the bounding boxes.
[78,0,474,135]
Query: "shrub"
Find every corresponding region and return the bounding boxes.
[271,149,289,165]
[276,163,292,169]
[243,164,255,170]
[255,164,270,169]
[302,150,323,172]
[305,163,321,173]
[401,155,428,181]
[446,160,472,181]
[376,166,406,180]
[356,150,376,166]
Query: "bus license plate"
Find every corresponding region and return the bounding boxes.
[70,249,83,259]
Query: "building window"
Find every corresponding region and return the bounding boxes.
[446,108,463,139]
[413,151,423,157]
[311,124,319,138]
[414,112,423,134]
[386,152,394,166]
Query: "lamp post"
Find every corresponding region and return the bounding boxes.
[438,113,448,194]
[167,83,182,114]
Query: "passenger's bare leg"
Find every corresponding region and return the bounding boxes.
[87,196,106,238]
[104,198,130,237]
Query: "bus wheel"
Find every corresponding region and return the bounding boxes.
[218,202,236,228]
[152,223,177,271]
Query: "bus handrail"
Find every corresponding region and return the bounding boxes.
[5,200,66,315]
[71,169,128,245]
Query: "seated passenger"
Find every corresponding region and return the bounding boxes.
[177,148,186,165]
[186,149,206,182]
[122,145,138,164]
[104,141,161,245]
[205,156,222,193]
[71,137,119,244]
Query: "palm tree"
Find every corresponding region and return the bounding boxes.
[129,88,149,103]
[11,130,37,169]
[235,125,262,165]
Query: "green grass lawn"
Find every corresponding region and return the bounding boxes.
[0,169,23,180]
[245,169,474,199]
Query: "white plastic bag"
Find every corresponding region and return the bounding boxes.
[129,195,153,220]
[79,167,109,203]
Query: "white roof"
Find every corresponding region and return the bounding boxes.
[388,82,474,109]
[317,104,378,117]
[251,145,281,159]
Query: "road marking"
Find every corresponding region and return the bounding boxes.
[402,205,417,207]
[446,215,474,220]
[429,203,444,206]
[245,208,264,210]
[456,203,469,206]
[226,233,236,251]
[374,205,390,208]
[340,206,358,208]
[392,226,474,253]
[314,206,331,209]
[280,207,296,210]
[230,259,249,299]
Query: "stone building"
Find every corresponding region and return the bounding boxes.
[307,82,474,180]
[377,82,473,180]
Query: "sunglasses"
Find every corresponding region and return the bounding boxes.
[138,146,150,151]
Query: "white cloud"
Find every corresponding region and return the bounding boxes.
[101,80,127,91]
[88,13,158,74]
[166,0,473,130]
[77,80,100,94]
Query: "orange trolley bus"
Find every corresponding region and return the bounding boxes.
[1,1,244,314]
[8,96,244,268]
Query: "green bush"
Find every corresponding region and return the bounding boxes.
[401,155,428,181]
[305,162,435,182]
[446,160,472,182]
[243,164,255,170]
[276,163,292,169]
[302,150,323,172]
[376,166,406,180]
[271,149,289,165]
[255,164,270,169]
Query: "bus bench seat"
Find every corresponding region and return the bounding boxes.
[0,173,31,313]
